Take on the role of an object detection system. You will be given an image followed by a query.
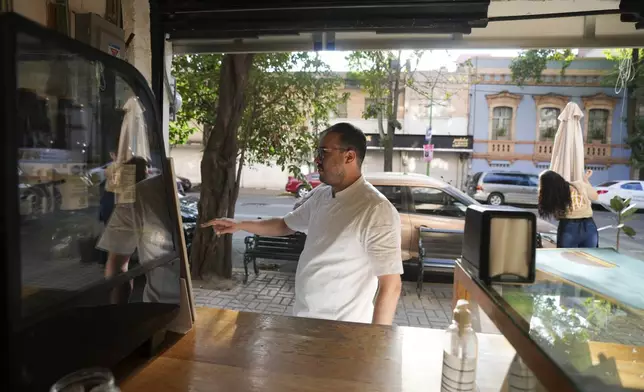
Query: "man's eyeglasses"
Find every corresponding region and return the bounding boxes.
[316,147,350,160]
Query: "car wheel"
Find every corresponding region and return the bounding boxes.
[296,186,309,198]
[487,193,504,206]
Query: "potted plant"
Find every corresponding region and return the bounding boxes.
[495,127,508,139]
[588,127,606,144]
[541,126,557,141]
[597,196,637,251]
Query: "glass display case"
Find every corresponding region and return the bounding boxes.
[453,248,644,392]
[1,13,182,391]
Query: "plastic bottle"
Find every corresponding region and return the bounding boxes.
[441,299,478,392]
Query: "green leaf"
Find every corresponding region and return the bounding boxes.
[621,204,638,221]
[622,225,636,238]
[610,196,625,212]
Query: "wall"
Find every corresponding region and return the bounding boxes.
[170,145,291,190]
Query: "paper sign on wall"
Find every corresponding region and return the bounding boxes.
[423,144,434,162]
[108,43,121,58]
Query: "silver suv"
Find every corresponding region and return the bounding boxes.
[468,171,539,206]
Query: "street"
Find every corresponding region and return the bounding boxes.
[191,189,644,271]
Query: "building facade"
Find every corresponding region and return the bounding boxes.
[329,68,473,188]
[468,56,631,184]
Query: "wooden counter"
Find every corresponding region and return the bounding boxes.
[120,307,517,392]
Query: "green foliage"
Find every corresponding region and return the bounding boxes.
[347,50,422,135]
[541,126,557,140]
[171,54,224,145]
[239,52,346,176]
[607,196,638,251]
[172,52,346,177]
[602,49,644,169]
[509,49,575,86]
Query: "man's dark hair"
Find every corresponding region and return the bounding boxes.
[322,122,367,166]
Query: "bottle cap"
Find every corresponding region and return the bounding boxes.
[453,299,472,326]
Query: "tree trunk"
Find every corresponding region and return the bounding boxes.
[190,53,254,280]
[383,51,402,173]
[383,135,393,171]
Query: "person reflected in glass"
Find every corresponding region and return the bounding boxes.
[97,156,178,304]
[538,170,599,248]
[98,151,117,265]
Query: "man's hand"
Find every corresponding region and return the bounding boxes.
[584,169,593,182]
[201,218,240,235]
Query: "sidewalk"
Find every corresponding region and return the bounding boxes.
[193,270,454,328]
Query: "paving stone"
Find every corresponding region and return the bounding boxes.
[196,272,464,331]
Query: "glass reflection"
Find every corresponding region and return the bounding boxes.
[17,32,180,318]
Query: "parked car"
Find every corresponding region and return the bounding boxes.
[469,171,539,206]
[295,172,557,273]
[594,180,644,209]
[285,173,322,198]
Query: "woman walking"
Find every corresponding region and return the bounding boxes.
[538,169,599,248]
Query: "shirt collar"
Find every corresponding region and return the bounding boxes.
[333,176,366,200]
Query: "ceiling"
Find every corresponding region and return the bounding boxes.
[157,0,644,54]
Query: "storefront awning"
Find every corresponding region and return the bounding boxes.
[365,134,473,152]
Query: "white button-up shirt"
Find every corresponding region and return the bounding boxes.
[284,176,403,324]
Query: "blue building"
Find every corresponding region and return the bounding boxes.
[469,56,631,185]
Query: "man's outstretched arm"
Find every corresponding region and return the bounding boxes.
[201,217,294,237]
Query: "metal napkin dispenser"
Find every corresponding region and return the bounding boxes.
[461,205,536,284]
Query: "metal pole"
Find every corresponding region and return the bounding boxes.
[426,87,434,176]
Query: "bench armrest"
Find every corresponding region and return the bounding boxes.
[244,235,257,250]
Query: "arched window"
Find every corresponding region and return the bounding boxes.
[485,91,522,140]
[587,109,609,143]
[582,93,618,144]
[539,107,560,141]
[492,106,512,140]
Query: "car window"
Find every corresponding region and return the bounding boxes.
[409,187,467,218]
[621,182,643,191]
[445,184,478,206]
[527,175,539,187]
[483,173,522,186]
[374,185,406,212]
[598,181,618,187]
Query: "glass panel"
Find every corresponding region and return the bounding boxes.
[16,31,180,318]
[539,107,560,140]
[621,182,643,191]
[410,187,467,217]
[487,248,644,391]
[492,106,512,140]
[588,109,609,143]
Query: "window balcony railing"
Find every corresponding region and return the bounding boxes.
[476,140,615,164]
[488,140,515,156]
[534,141,554,161]
[585,144,611,161]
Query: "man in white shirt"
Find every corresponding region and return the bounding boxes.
[202,123,403,325]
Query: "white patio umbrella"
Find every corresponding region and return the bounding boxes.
[550,102,585,182]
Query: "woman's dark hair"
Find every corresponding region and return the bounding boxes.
[538,170,572,219]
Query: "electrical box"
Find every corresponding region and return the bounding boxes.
[74,13,124,59]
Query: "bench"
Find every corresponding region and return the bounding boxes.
[417,227,464,298]
[417,227,546,297]
[243,233,306,283]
